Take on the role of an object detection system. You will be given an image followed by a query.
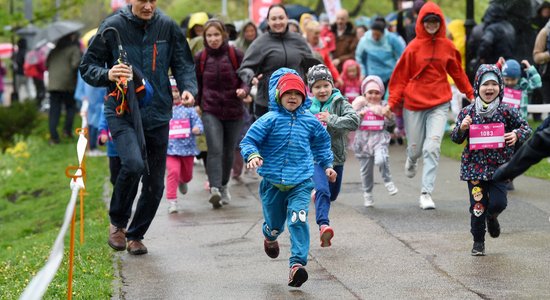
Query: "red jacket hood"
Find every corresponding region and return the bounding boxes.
[415,2,447,40]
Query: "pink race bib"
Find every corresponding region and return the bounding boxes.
[469,123,505,150]
[502,87,521,108]
[345,86,360,102]
[169,118,191,139]
[360,111,384,131]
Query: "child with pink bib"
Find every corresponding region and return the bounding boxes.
[450,64,531,256]
[352,75,399,207]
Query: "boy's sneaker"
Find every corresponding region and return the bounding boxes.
[209,187,222,208]
[385,182,399,195]
[471,241,485,256]
[288,264,308,287]
[168,201,178,214]
[178,182,188,195]
[319,225,334,247]
[405,157,417,178]
[363,192,374,207]
[487,215,501,238]
[263,238,279,259]
[220,185,231,205]
[419,193,436,210]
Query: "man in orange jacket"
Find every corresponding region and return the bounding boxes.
[384,2,474,210]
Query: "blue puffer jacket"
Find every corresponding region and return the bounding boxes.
[79,5,197,130]
[240,68,333,186]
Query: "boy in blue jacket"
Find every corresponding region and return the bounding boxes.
[240,68,336,288]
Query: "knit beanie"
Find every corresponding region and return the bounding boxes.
[307,64,334,89]
[502,59,521,79]
[361,75,385,96]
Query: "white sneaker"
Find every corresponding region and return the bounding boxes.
[419,193,435,210]
[209,187,222,208]
[405,157,417,178]
[385,182,398,195]
[220,185,232,205]
[363,192,374,207]
[168,201,178,214]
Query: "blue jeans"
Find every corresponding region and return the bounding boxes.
[403,102,449,194]
[467,180,507,242]
[260,179,314,267]
[313,164,344,227]
[202,112,244,189]
[107,111,169,241]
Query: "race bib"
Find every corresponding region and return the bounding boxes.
[469,123,505,150]
[169,118,191,139]
[345,86,360,101]
[502,87,521,108]
[315,113,327,128]
[359,111,384,131]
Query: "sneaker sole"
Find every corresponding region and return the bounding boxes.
[320,228,334,247]
[420,205,436,210]
[288,268,308,287]
[209,194,222,208]
[388,189,398,196]
[471,251,485,256]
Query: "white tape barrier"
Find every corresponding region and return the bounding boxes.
[19,133,87,300]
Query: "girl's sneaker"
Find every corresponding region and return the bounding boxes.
[288,264,308,287]
[209,187,222,208]
[319,225,334,247]
[168,201,178,214]
[220,185,231,205]
[363,192,374,207]
[385,182,398,195]
[471,241,485,256]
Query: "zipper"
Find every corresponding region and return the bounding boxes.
[152,43,157,72]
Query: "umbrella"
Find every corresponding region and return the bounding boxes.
[101,27,149,174]
[0,43,17,59]
[15,24,40,37]
[32,20,84,48]
[285,4,316,21]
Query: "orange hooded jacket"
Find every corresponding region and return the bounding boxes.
[388,2,473,112]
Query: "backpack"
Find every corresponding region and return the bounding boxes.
[198,46,239,74]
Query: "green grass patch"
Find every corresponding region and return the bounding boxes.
[442,119,550,180]
[0,114,113,299]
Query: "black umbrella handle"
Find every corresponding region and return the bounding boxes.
[101,27,131,71]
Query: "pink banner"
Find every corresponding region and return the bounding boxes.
[169,118,191,139]
[502,87,521,108]
[469,123,505,150]
[249,0,281,25]
[359,111,384,131]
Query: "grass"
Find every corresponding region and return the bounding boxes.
[0,113,113,299]
[441,119,550,180]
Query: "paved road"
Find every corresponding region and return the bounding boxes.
[111,145,550,299]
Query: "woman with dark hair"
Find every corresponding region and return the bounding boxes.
[237,4,315,118]
[195,19,249,208]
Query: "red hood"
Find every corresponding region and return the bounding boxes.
[415,1,447,40]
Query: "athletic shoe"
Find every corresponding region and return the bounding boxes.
[178,182,188,195]
[209,187,222,208]
[320,225,334,247]
[168,201,178,214]
[220,185,231,205]
[487,215,501,238]
[471,241,485,256]
[363,192,374,207]
[405,157,417,178]
[263,238,279,259]
[385,182,398,195]
[419,193,436,210]
[288,264,308,287]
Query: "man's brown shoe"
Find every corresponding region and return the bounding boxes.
[108,224,126,251]
[127,240,148,255]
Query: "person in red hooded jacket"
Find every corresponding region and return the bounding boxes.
[384,2,474,210]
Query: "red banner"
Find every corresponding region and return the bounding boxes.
[249,0,281,25]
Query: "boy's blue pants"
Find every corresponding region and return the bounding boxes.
[313,164,344,227]
[260,178,314,267]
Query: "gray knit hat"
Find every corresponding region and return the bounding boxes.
[306,64,334,89]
